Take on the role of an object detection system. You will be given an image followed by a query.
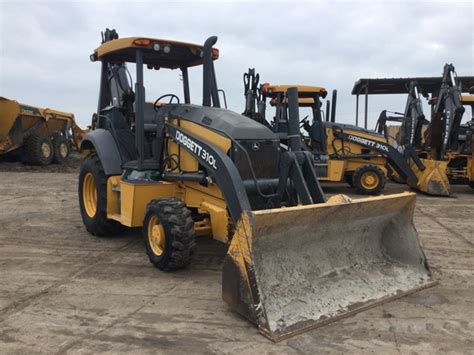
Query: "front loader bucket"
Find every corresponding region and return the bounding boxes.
[222,192,434,342]
[410,158,450,196]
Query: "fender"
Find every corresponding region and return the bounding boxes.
[80,128,122,175]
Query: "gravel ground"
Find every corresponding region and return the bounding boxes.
[0,168,472,354]
[0,152,81,174]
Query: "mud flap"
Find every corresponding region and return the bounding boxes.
[222,192,435,341]
[410,159,450,196]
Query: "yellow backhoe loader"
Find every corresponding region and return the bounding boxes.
[251,82,391,194]
[0,97,86,164]
[78,29,434,341]
[242,70,446,196]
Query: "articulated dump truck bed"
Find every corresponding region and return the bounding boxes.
[223,192,435,341]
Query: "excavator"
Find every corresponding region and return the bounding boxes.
[78,29,434,341]
[241,69,447,196]
[373,64,473,191]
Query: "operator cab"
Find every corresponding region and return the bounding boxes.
[261,84,329,153]
[90,29,220,170]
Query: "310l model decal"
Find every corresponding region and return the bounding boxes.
[174,130,218,170]
[347,134,390,153]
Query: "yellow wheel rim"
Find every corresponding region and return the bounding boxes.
[41,142,51,158]
[361,171,379,190]
[148,215,165,256]
[83,173,97,218]
[59,143,68,158]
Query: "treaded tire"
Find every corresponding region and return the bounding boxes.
[78,153,124,236]
[23,133,53,165]
[352,165,386,195]
[143,198,196,271]
[52,134,70,164]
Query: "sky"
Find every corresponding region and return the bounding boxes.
[1,0,473,129]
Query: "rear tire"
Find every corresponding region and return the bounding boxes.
[52,134,70,164]
[143,198,196,271]
[352,165,386,195]
[23,133,54,165]
[78,153,124,236]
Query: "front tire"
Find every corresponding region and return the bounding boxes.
[78,153,124,236]
[143,198,196,271]
[352,165,386,195]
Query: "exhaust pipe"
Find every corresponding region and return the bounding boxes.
[202,36,218,107]
[286,87,302,151]
[330,89,337,123]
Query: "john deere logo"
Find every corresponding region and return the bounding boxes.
[251,142,260,151]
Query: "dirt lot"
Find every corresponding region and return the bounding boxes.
[0,153,81,174]
[0,166,473,353]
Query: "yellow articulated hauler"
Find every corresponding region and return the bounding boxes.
[79,29,434,341]
[0,97,85,164]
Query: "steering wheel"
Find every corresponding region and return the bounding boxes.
[154,94,180,111]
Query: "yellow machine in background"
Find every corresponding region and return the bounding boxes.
[259,83,388,194]
[242,73,445,195]
[445,94,474,187]
[358,65,474,195]
[0,97,86,164]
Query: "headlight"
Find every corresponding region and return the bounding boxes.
[153,43,161,51]
[163,44,171,54]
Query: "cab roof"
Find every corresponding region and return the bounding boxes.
[262,84,328,98]
[91,37,219,69]
[461,95,474,104]
[269,97,316,107]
